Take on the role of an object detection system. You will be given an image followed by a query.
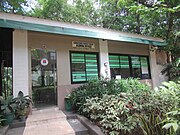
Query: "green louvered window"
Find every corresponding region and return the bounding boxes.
[70,52,99,83]
[109,55,130,79]
[140,57,150,79]
[109,54,150,79]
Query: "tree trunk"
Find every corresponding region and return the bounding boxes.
[136,14,141,34]
[166,12,174,81]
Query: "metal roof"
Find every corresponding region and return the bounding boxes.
[0,12,167,46]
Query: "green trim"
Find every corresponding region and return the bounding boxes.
[0,19,167,46]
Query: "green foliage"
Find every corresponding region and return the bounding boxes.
[0,115,5,128]
[71,80,180,135]
[153,81,180,113]
[13,91,32,118]
[83,94,140,134]
[0,96,16,114]
[162,54,180,82]
[162,109,180,134]
[0,91,32,123]
[2,67,13,98]
[69,79,118,113]
[33,0,98,25]
[0,0,29,14]
[69,78,151,114]
[137,113,170,135]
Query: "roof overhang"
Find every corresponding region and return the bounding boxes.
[0,13,167,46]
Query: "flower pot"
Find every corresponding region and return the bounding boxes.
[19,115,26,122]
[65,97,72,111]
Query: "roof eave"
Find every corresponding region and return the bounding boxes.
[0,19,167,46]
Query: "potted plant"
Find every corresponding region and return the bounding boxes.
[14,91,32,121]
[0,96,16,125]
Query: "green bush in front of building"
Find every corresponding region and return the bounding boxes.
[69,79,180,135]
[69,78,151,115]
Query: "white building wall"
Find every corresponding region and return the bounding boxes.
[99,39,111,79]
[13,30,29,96]
[149,45,168,88]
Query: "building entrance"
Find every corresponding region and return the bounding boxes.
[0,27,13,98]
[31,49,57,107]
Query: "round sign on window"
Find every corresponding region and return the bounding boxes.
[41,58,48,66]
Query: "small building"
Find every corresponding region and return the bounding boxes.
[0,12,167,109]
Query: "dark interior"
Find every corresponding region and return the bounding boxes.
[0,27,13,96]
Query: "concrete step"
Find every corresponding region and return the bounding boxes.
[63,111,77,119]
[68,119,89,135]
[6,107,75,135]
[26,107,67,126]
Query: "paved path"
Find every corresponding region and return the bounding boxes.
[7,107,75,135]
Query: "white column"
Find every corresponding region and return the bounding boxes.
[149,45,168,88]
[13,30,29,96]
[99,39,111,79]
[28,48,32,97]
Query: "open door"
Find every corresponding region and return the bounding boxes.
[31,49,57,108]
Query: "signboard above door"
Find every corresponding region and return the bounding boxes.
[72,41,95,50]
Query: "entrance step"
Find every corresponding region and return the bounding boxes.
[68,119,89,135]
[7,107,75,135]
[26,106,66,126]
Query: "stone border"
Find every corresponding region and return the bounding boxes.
[0,125,9,135]
[76,115,104,135]
[10,120,26,129]
[61,111,105,135]
[0,119,26,135]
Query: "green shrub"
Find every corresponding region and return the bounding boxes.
[82,88,154,134]
[82,81,179,135]
[83,94,140,134]
[137,113,169,135]
[153,81,180,113]
[162,109,180,134]
[69,78,151,114]
[69,79,119,113]
[70,79,179,135]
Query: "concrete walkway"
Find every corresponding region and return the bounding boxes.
[7,107,75,135]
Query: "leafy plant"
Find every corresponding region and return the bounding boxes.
[137,113,170,135]
[0,95,16,125]
[14,91,32,119]
[0,115,5,128]
[69,78,151,114]
[152,81,180,114]
[83,94,141,135]
[163,109,180,135]
[0,96,16,114]
[69,79,115,114]
[70,79,179,135]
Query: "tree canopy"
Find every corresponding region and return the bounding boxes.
[0,0,29,14]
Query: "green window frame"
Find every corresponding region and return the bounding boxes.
[109,54,151,79]
[70,52,99,83]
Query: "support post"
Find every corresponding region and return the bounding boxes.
[149,45,168,88]
[13,30,29,96]
[99,39,111,79]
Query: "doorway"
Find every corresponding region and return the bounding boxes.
[31,49,57,107]
[0,27,13,97]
